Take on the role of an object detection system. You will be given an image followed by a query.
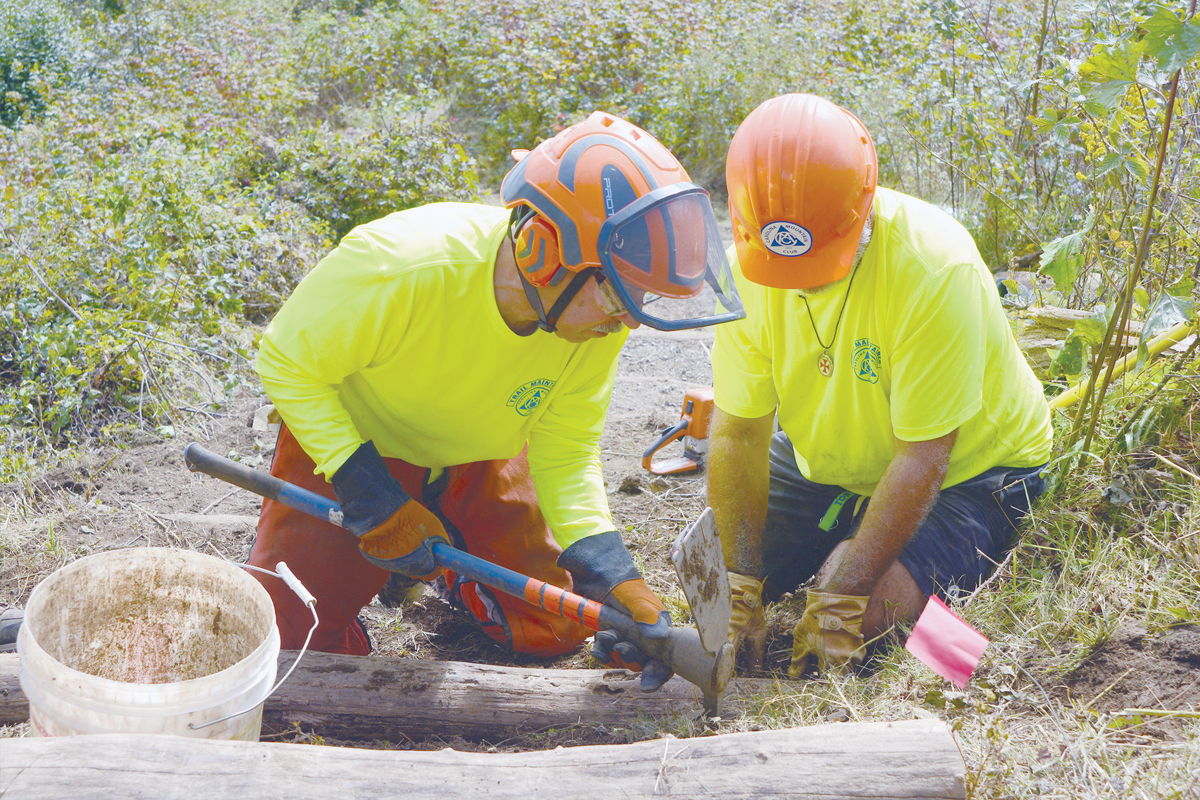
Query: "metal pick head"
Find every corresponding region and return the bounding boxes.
[669,507,732,653]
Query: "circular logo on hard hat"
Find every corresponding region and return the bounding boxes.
[760,221,812,257]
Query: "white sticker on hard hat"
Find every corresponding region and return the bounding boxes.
[760,221,812,257]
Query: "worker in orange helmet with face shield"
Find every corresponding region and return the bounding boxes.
[708,93,1051,678]
[247,111,742,692]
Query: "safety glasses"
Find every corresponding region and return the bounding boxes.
[593,273,628,318]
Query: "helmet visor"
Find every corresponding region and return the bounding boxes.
[598,185,745,331]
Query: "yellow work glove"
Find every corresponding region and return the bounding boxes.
[357,499,450,581]
[788,589,869,678]
[727,572,767,669]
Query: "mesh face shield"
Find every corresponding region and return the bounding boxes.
[597,184,745,331]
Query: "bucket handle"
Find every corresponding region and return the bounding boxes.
[188,561,318,731]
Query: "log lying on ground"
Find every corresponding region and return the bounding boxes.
[0,720,966,799]
[0,652,785,741]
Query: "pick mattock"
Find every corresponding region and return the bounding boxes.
[183,443,734,715]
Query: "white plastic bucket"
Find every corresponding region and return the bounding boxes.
[17,547,279,741]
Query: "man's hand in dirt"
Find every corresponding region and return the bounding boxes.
[591,578,674,692]
[727,572,767,670]
[789,589,869,678]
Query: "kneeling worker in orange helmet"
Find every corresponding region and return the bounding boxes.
[249,112,743,690]
[709,94,1052,677]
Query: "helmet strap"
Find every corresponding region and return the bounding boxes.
[517,264,598,334]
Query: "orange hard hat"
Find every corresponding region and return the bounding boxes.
[501,111,744,332]
[726,94,877,290]
[501,112,694,291]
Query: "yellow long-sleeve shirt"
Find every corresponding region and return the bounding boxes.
[256,203,627,548]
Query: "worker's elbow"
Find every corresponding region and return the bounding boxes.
[712,406,775,445]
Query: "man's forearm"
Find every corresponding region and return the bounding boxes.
[707,408,775,576]
[820,431,956,596]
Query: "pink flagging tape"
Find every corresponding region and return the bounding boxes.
[904,595,989,688]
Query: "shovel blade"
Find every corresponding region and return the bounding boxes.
[670,507,731,653]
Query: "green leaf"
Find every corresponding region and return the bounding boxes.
[1074,307,1111,346]
[1143,292,1194,338]
[1039,213,1095,292]
[1049,336,1086,380]
[1124,156,1151,180]
[1136,338,1151,372]
[1164,606,1195,622]
[1086,79,1131,109]
[1096,151,1124,177]
[924,688,968,709]
[1141,5,1200,73]
[1166,278,1194,298]
[1079,40,1142,83]
[1135,291,1195,369]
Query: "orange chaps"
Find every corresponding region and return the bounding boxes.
[248,425,591,657]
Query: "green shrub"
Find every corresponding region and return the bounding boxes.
[294,0,447,121]
[432,0,703,182]
[0,0,81,128]
[235,119,478,240]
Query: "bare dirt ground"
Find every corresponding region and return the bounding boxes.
[1058,622,1200,741]
[4,310,1198,749]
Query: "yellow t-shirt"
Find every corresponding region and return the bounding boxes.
[712,187,1051,495]
[256,203,628,548]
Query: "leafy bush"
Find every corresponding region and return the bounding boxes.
[430,0,700,182]
[293,0,447,121]
[235,119,477,240]
[0,0,474,443]
[1,0,1197,466]
[0,0,81,128]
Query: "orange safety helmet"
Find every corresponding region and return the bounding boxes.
[726,94,877,290]
[501,111,744,332]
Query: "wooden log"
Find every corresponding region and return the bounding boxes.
[0,720,966,799]
[0,652,786,741]
[163,513,258,528]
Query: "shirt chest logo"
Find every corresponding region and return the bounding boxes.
[852,338,881,384]
[507,379,556,416]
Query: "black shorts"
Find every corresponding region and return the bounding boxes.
[760,431,1046,601]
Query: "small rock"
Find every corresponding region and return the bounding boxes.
[618,476,643,495]
[825,708,851,723]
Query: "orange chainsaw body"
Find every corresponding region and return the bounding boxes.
[643,387,715,475]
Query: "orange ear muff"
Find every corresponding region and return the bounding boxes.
[514,216,562,287]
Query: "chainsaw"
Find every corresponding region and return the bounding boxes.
[642,387,715,475]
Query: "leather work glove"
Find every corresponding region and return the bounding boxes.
[357,499,450,580]
[557,531,674,692]
[727,572,767,670]
[331,441,450,579]
[789,589,869,678]
[591,577,674,690]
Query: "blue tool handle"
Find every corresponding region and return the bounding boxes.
[184,443,345,527]
[186,444,647,636]
[183,442,734,705]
